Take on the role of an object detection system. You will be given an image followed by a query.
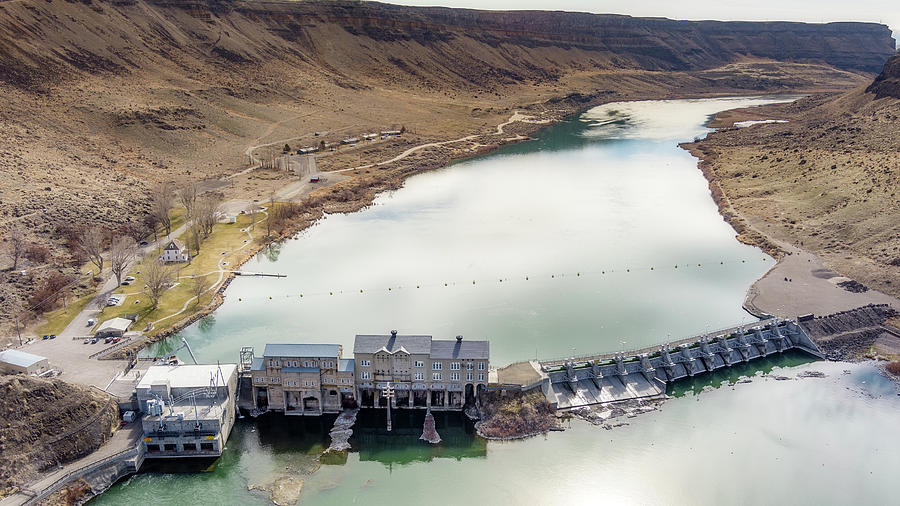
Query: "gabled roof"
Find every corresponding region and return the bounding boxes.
[96,317,132,333]
[0,349,46,368]
[354,335,432,355]
[250,357,264,371]
[163,239,185,251]
[431,339,490,360]
[339,359,354,372]
[263,343,341,358]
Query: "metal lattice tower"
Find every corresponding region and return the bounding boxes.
[239,347,254,373]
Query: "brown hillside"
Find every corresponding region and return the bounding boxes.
[866,54,900,99]
[0,0,892,336]
[684,62,900,300]
[0,375,118,497]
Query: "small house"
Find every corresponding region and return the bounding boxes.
[95,317,133,338]
[160,239,188,263]
[0,349,50,376]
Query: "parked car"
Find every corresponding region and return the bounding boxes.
[87,318,95,326]
[104,337,112,344]
[112,336,121,344]
[84,338,90,344]
[41,335,49,340]
[49,334,56,339]
[124,276,135,282]
[121,280,131,286]
[139,241,149,246]
[91,338,98,344]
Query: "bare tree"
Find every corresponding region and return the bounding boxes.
[77,227,106,274]
[191,274,213,307]
[245,204,258,230]
[265,187,277,238]
[150,182,175,237]
[188,221,202,258]
[195,193,222,239]
[109,236,138,287]
[144,261,175,310]
[6,227,25,270]
[179,183,198,219]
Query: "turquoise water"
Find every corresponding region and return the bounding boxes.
[100,96,900,505]
[151,96,804,366]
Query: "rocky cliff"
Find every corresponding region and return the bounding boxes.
[866,54,900,99]
[0,0,895,92]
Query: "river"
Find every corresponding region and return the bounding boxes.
[100,96,900,505]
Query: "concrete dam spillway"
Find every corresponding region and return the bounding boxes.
[544,319,823,410]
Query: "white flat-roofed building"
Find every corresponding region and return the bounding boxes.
[136,363,237,458]
[95,317,132,337]
[0,349,50,376]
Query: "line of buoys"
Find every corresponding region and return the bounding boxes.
[236,257,771,302]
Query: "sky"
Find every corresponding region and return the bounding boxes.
[392,0,898,44]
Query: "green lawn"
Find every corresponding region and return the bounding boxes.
[35,290,97,336]
[97,213,264,335]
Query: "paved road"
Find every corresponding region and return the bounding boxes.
[22,223,189,390]
[0,424,142,506]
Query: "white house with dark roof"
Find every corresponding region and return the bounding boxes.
[249,343,354,415]
[353,331,489,410]
[160,239,188,263]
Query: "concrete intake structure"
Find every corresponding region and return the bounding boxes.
[543,318,823,411]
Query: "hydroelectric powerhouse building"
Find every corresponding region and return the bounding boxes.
[353,331,490,410]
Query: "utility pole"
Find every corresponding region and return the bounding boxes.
[14,313,22,346]
[385,383,394,432]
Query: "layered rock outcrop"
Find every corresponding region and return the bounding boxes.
[866,54,900,99]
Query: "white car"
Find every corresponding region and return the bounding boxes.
[124,276,135,282]
[107,297,121,306]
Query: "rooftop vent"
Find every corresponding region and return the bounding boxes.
[456,335,463,342]
[391,330,398,337]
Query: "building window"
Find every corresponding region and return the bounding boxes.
[275,360,280,367]
[361,371,371,380]
[478,362,485,370]
[293,361,298,367]
[268,359,273,367]
[414,372,424,381]
[361,360,371,367]
[276,377,281,383]
[450,372,459,381]
[466,372,473,381]
[432,362,442,370]
[450,362,460,370]
[478,373,484,381]
[433,372,442,381]
[415,360,424,368]
[466,362,473,370]
[269,377,274,383]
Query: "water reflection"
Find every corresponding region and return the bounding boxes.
[666,349,817,397]
[352,410,486,465]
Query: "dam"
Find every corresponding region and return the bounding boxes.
[542,318,824,410]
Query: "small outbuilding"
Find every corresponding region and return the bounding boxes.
[160,239,188,263]
[95,317,133,338]
[0,349,50,376]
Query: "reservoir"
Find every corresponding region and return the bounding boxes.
[104,97,900,504]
